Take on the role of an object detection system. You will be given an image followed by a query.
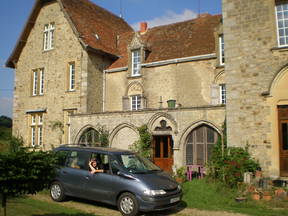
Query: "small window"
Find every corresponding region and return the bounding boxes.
[220,84,226,105]
[132,49,141,76]
[43,23,55,51]
[68,62,76,91]
[131,95,141,111]
[276,2,288,46]
[219,35,225,65]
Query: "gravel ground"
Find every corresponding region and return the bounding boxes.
[31,194,247,216]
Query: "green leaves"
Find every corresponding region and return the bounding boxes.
[130,124,152,159]
[0,150,58,198]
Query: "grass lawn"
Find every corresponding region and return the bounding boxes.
[182,179,288,216]
[1,197,95,216]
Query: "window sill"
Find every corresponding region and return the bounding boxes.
[216,64,225,69]
[128,74,142,79]
[42,48,54,53]
[271,46,288,52]
[66,90,76,93]
[30,94,44,97]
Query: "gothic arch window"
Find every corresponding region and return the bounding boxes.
[78,128,99,146]
[186,125,219,165]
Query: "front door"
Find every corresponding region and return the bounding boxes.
[153,136,173,172]
[278,106,288,176]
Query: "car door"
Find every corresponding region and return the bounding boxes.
[85,153,117,204]
[59,150,90,198]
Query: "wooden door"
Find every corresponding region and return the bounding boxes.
[153,136,173,172]
[278,106,288,176]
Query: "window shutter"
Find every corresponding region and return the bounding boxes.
[211,84,220,105]
[122,96,129,111]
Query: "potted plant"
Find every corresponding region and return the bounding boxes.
[175,167,186,183]
[262,191,272,201]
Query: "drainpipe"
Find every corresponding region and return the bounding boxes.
[102,66,106,112]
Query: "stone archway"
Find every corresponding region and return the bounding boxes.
[185,124,219,165]
[110,123,139,149]
[267,66,288,177]
[78,127,99,146]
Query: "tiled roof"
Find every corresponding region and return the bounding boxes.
[6,0,220,69]
[61,0,133,56]
[109,14,221,69]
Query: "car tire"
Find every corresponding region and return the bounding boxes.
[50,181,66,202]
[117,192,139,216]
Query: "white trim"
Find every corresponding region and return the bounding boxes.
[31,127,36,147]
[219,84,226,105]
[32,70,38,96]
[39,68,44,95]
[132,49,141,76]
[275,3,288,47]
[38,127,43,146]
[131,95,141,111]
[69,62,75,91]
[219,35,225,66]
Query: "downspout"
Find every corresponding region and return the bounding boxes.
[102,64,106,112]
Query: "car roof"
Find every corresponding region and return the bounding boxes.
[55,145,133,155]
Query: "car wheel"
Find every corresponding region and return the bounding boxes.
[50,181,66,202]
[117,192,139,216]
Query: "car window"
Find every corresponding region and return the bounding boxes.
[66,151,89,170]
[89,153,110,173]
[55,150,69,166]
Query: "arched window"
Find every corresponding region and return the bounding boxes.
[78,128,99,146]
[186,125,219,165]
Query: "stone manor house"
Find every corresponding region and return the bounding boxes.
[6,0,288,177]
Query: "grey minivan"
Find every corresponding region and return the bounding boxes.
[50,146,182,216]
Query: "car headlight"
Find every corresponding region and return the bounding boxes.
[143,189,166,196]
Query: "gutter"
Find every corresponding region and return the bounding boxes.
[141,53,216,68]
[104,53,216,73]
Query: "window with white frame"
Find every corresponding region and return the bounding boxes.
[219,35,225,65]
[220,84,226,105]
[43,23,55,51]
[30,113,44,147]
[131,95,141,110]
[68,62,76,91]
[276,2,288,46]
[32,68,45,96]
[132,49,141,76]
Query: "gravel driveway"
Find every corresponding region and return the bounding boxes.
[31,194,247,216]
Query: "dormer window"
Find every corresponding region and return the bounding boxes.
[219,34,225,65]
[43,23,55,51]
[132,49,141,76]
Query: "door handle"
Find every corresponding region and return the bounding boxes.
[85,176,89,180]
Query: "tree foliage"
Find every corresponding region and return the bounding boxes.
[0,116,12,128]
[130,124,152,159]
[208,120,260,187]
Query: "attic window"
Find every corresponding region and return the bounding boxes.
[43,23,55,51]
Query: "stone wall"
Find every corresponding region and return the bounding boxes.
[223,0,288,176]
[13,2,86,150]
[105,59,219,111]
[70,106,225,169]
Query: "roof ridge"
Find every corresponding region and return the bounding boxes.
[146,13,221,31]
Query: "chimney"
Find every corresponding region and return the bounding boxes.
[140,22,148,33]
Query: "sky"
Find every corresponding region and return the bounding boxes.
[0,0,222,118]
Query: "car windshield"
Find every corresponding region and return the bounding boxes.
[115,153,161,174]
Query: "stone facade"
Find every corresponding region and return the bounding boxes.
[223,0,288,177]
[13,2,85,149]
[70,106,225,170]
[8,0,227,172]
